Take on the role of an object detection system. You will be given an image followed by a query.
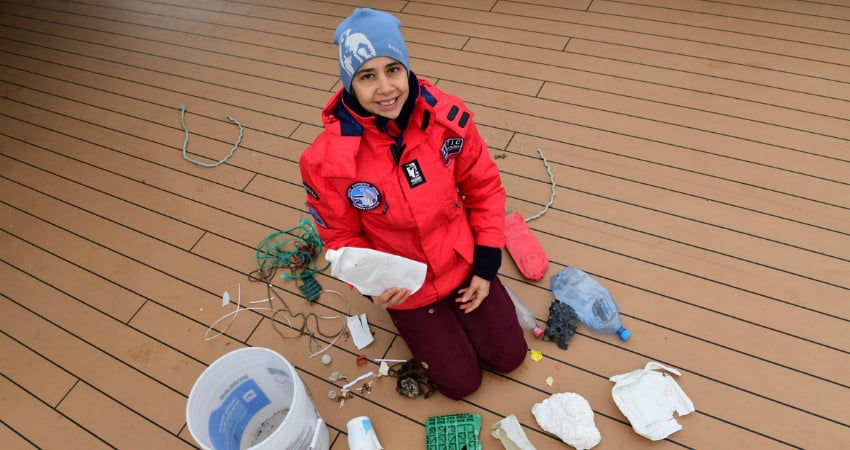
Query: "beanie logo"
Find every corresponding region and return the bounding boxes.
[339,29,376,78]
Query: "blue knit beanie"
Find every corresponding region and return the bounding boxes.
[334,8,410,92]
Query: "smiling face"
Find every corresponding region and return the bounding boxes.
[350,56,409,119]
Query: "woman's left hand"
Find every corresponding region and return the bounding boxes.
[456,276,490,314]
[374,287,411,309]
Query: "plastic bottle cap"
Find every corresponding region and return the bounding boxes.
[321,354,332,365]
[533,327,544,339]
[618,328,632,341]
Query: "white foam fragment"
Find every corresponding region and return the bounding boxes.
[531,392,600,450]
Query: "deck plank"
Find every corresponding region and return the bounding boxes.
[505,134,850,249]
[58,381,196,450]
[0,422,38,450]
[593,0,850,39]
[0,332,76,407]
[0,373,110,450]
[0,293,186,434]
[441,81,850,199]
[494,1,850,67]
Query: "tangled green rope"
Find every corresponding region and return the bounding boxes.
[253,219,329,301]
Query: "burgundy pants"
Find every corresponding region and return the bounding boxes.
[387,276,528,400]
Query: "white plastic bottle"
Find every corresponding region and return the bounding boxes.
[503,282,544,338]
[324,247,426,296]
[549,267,631,340]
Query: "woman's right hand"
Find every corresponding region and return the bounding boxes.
[374,287,411,309]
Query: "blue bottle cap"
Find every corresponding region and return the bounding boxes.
[618,327,631,341]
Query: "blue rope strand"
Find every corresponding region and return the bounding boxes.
[179,105,244,168]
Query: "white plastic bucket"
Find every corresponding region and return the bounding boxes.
[186,347,330,450]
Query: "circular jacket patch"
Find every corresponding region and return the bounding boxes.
[347,182,381,210]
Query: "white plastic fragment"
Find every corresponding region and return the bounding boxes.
[531,392,600,450]
[491,414,536,450]
[346,313,375,350]
[221,290,230,307]
[342,371,373,390]
[378,361,390,376]
[609,361,695,441]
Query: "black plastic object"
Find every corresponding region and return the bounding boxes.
[543,300,578,349]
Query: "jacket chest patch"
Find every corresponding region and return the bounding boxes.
[347,182,382,210]
[441,138,464,166]
[403,160,426,188]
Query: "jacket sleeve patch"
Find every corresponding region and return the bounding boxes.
[307,204,327,228]
[303,182,319,200]
[441,138,464,166]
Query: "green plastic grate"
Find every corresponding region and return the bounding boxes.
[425,413,482,450]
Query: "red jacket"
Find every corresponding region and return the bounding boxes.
[299,78,506,310]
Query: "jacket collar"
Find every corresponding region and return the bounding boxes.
[329,72,421,138]
[317,73,432,177]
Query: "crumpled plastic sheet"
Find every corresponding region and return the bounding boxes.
[609,361,695,441]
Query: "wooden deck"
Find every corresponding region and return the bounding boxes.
[1,0,848,448]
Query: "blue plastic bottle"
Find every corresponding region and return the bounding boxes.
[550,267,631,340]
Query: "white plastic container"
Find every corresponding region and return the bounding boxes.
[347,416,383,450]
[186,347,330,450]
[325,247,426,296]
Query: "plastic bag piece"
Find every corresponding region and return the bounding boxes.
[609,361,695,441]
[504,212,549,281]
[491,414,536,450]
[504,283,543,338]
